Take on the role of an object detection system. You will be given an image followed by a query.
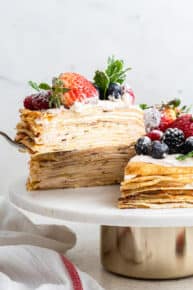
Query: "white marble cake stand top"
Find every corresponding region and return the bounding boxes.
[9,177,193,227]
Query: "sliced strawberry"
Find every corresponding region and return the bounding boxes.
[59,73,99,108]
[158,107,177,132]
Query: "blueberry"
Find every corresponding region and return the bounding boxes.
[106,83,122,99]
[135,136,152,155]
[150,141,169,159]
[183,137,193,154]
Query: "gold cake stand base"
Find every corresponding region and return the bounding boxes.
[101,226,193,279]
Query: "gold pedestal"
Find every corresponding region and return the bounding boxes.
[101,226,193,279]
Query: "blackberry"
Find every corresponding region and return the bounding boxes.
[162,128,185,154]
[135,136,151,155]
[150,141,169,159]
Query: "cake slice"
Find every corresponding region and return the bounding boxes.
[15,57,145,190]
[119,155,193,208]
[17,105,144,190]
[119,99,193,209]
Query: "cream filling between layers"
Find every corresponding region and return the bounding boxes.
[16,102,145,154]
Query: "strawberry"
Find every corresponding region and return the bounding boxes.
[158,107,177,132]
[170,114,193,138]
[58,73,99,108]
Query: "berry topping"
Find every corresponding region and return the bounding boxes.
[183,137,193,154]
[93,56,131,100]
[59,73,98,108]
[170,114,193,138]
[106,83,122,99]
[143,107,161,132]
[135,136,152,155]
[162,128,185,154]
[24,92,51,110]
[150,141,169,159]
[146,129,163,141]
[158,107,177,132]
[141,98,191,133]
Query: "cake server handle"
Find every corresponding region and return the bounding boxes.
[0,131,26,150]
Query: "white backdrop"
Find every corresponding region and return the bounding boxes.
[0,0,193,193]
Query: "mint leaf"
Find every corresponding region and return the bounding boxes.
[93,56,131,99]
[28,81,40,91]
[167,98,181,108]
[106,58,123,78]
[176,151,193,161]
[182,105,192,113]
[139,104,149,110]
[105,57,131,84]
[39,83,51,90]
[93,71,109,99]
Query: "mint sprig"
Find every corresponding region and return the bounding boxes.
[28,78,69,108]
[139,103,149,110]
[93,56,131,100]
[176,151,193,161]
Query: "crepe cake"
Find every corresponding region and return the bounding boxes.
[119,99,193,209]
[15,56,145,190]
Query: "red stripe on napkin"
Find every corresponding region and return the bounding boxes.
[60,255,83,290]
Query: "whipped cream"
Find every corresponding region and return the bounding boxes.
[70,99,140,113]
[129,154,193,167]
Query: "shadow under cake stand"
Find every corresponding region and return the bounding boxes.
[9,177,193,280]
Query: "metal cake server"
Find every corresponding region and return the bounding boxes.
[0,131,26,150]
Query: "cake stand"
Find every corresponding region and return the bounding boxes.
[9,177,193,279]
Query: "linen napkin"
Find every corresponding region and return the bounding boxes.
[0,199,104,290]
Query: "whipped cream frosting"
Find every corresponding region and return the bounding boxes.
[70,98,136,113]
[129,154,193,167]
[124,154,193,182]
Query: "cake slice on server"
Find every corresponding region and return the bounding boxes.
[119,99,193,209]
[15,57,145,190]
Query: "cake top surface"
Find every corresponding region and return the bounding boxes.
[133,98,193,163]
[15,56,146,154]
[22,56,136,113]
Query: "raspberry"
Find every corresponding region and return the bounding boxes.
[162,128,185,153]
[147,129,163,141]
[170,114,193,138]
[24,95,34,110]
[59,73,99,108]
[24,92,51,110]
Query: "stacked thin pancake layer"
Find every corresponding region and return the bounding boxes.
[119,155,193,209]
[16,105,144,190]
